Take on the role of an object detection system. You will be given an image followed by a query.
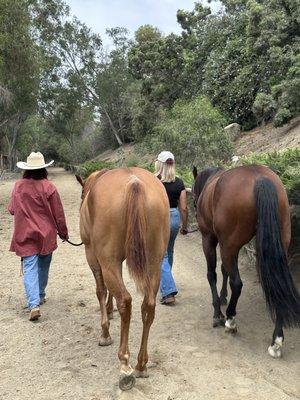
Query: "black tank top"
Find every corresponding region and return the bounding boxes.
[162,177,185,208]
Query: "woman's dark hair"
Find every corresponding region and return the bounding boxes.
[23,168,48,180]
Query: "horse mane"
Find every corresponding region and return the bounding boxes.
[193,166,225,202]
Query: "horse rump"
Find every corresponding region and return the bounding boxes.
[254,177,300,328]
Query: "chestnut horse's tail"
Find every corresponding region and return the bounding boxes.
[254,177,300,328]
[124,176,149,294]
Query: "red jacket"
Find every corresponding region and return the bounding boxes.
[8,178,68,257]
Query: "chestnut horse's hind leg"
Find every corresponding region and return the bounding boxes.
[135,272,160,378]
[106,292,114,320]
[101,264,136,391]
[85,248,113,346]
[91,268,113,346]
[202,234,225,327]
[220,249,243,334]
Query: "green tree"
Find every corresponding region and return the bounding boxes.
[0,0,39,168]
[95,27,135,147]
[177,0,300,128]
[30,0,129,146]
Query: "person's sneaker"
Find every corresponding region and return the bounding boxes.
[160,295,175,305]
[40,298,46,305]
[29,307,41,321]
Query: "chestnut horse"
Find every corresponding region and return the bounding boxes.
[193,164,300,358]
[76,167,169,390]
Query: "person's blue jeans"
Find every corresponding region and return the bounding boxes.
[160,208,180,298]
[23,254,52,310]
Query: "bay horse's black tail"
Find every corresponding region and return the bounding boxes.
[254,177,300,327]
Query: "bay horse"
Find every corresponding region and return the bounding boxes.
[76,167,169,390]
[193,164,300,358]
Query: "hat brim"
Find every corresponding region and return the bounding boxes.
[16,160,54,170]
[157,157,175,163]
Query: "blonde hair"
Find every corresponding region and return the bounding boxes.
[154,160,176,183]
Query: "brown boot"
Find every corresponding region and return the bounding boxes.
[29,307,41,321]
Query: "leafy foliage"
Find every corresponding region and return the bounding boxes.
[0,0,299,172]
[176,0,299,127]
[138,96,233,167]
[78,160,114,179]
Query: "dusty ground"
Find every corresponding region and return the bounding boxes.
[0,168,299,400]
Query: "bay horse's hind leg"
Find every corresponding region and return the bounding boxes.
[220,247,243,334]
[220,264,228,306]
[135,271,160,378]
[202,234,225,327]
[268,316,284,358]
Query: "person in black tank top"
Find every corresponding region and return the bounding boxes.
[155,151,189,305]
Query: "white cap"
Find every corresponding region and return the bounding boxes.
[157,151,175,163]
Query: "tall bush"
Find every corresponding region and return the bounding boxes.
[138,96,233,167]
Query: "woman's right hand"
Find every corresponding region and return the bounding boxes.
[179,190,189,233]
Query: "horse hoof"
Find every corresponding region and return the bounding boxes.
[213,316,225,327]
[268,345,282,358]
[119,371,136,391]
[108,312,114,320]
[98,336,113,346]
[220,297,227,306]
[134,368,149,378]
[225,317,237,334]
[268,337,283,358]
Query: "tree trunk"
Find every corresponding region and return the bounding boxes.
[6,113,27,171]
[102,106,123,146]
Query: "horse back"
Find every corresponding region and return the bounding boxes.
[213,165,290,248]
[80,167,169,263]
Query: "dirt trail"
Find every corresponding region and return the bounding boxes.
[0,168,299,400]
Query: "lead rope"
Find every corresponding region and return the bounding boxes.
[66,239,84,246]
[20,257,23,276]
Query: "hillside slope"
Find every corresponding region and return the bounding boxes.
[93,117,300,165]
[235,116,300,156]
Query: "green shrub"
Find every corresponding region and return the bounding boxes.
[273,108,292,128]
[79,160,114,178]
[124,154,140,167]
[252,93,276,124]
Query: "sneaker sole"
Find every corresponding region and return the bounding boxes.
[160,297,175,305]
[29,311,41,321]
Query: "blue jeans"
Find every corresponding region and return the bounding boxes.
[23,254,52,309]
[160,208,180,298]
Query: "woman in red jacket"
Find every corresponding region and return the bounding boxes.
[8,152,68,321]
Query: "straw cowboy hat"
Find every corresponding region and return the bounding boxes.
[16,152,54,170]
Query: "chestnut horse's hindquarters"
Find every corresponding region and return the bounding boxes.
[254,177,300,328]
[124,177,149,294]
